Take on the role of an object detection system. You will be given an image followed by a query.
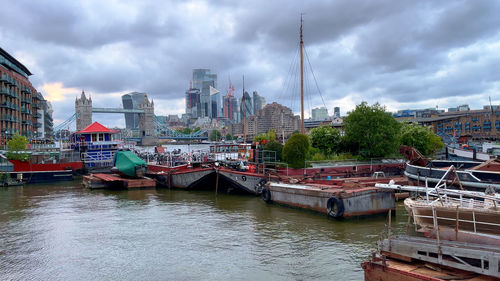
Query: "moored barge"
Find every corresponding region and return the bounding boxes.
[262,176,407,219]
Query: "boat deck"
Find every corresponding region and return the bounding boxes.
[83,173,156,189]
[379,235,500,278]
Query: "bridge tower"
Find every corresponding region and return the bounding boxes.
[138,96,155,136]
[76,90,92,131]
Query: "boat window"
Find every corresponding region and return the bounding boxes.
[99,134,104,141]
[92,134,97,142]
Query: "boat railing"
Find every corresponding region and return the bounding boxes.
[81,151,115,164]
[307,158,405,168]
[410,203,500,236]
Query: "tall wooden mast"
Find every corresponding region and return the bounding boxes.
[242,75,247,143]
[300,15,305,134]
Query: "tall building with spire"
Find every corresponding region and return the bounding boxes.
[75,90,92,131]
[240,91,253,121]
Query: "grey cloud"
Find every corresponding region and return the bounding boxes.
[1,0,499,125]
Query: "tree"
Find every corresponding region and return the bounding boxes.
[309,125,341,155]
[263,140,283,161]
[399,122,444,156]
[193,127,201,132]
[282,133,310,168]
[253,129,277,143]
[177,128,192,135]
[6,133,30,161]
[343,102,400,158]
[210,129,222,141]
[225,133,232,141]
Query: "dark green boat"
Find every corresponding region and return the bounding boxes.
[112,150,148,178]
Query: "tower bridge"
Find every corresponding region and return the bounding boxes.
[57,91,208,141]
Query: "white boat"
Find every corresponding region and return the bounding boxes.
[376,166,500,246]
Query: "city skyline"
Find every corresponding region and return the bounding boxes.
[1,1,499,128]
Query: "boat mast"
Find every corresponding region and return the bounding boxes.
[300,15,305,134]
[242,75,247,143]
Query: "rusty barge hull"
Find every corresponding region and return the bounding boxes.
[171,168,215,189]
[266,182,396,218]
[148,168,216,190]
[217,168,267,195]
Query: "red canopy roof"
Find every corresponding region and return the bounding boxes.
[75,122,119,134]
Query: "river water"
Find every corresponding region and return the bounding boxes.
[0,181,409,280]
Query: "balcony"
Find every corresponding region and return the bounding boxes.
[33,92,43,100]
[0,87,9,95]
[34,113,42,118]
[0,73,9,82]
[22,120,33,126]
[21,97,32,104]
[34,123,42,128]
[32,103,41,109]
[0,101,19,110]
[21,107,32,115]
[0,74,15,85]
[0,115,19,122]
[21,87,33,94]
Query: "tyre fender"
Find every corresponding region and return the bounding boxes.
[261,188,272,203]
[326,196,344,218]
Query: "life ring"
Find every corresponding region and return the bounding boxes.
[326,196,344,218]
[261,188,272,203]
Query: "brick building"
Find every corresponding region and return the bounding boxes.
[414,108,500,141]
[234,102,300,141]
[0,47,51,144]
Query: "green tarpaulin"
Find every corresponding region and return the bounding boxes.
[115,150,147,177]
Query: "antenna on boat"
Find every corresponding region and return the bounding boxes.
[300,14,305,134]
[242,75,247,143]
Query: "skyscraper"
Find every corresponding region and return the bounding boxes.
[122,92,147,129]
[312,107,328,121]
[210,86,222,118]
[334,107,340,117]
[240,91,253,121]
[192,69,217,118]
[185,88,200,117]
[253,91,266,114]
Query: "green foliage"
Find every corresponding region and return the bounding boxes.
[177,128,192,135]
[193,127,201,132]
[399,122,444,156]
[210,130,222,141]
[282,133,310,168]
[6,134,31,161]
[253,129,277,143]
[225,133,232,141]
[263,140,283,161]
[309,125,341,155]
[343,102,401,158]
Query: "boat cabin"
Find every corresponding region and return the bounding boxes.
[71,122,121,169]
[71,122,120,150]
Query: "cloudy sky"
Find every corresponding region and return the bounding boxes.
[1,0,499,127]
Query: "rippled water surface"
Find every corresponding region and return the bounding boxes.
[0,181,408,280]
